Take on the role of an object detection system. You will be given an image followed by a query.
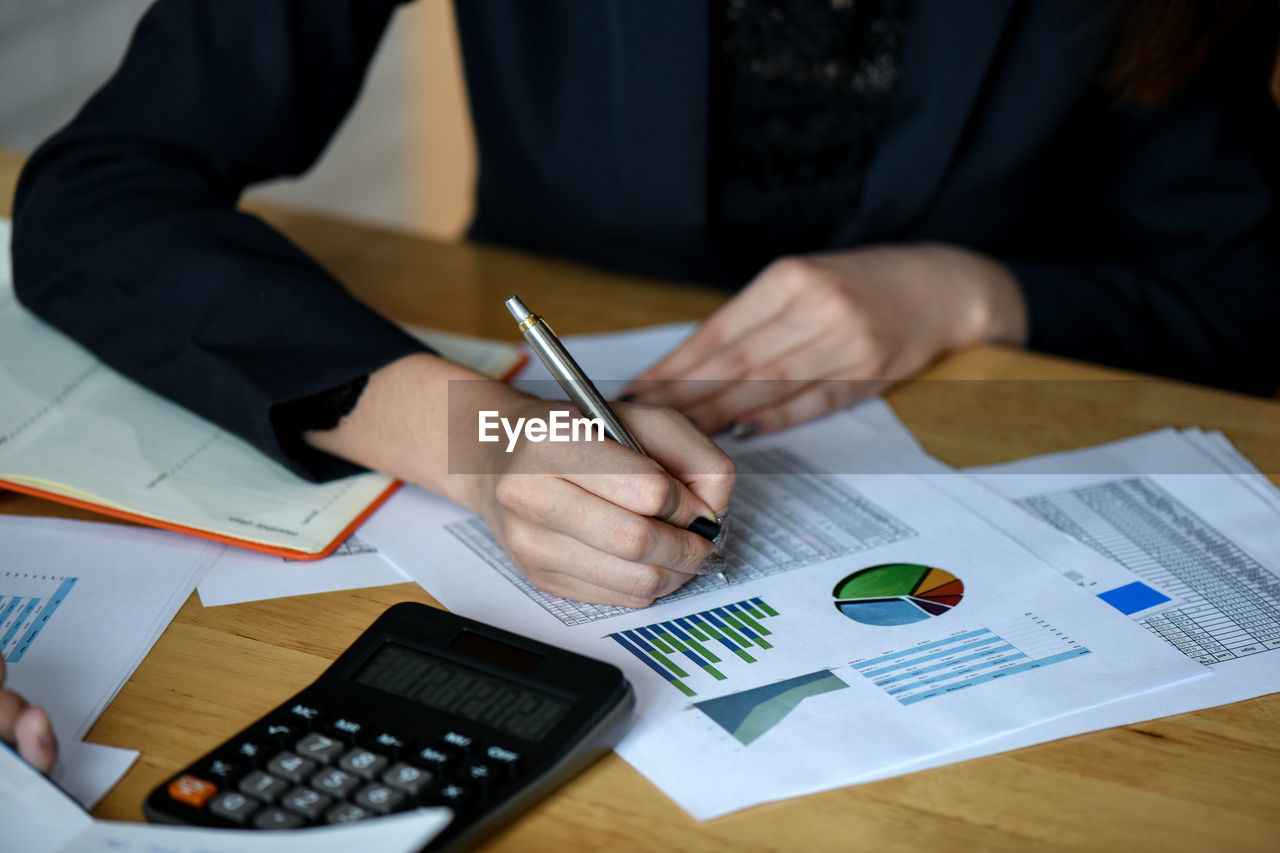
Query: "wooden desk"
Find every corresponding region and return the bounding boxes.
[3,150,1278,851]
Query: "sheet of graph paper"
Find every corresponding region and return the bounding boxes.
[362,403,1205,819]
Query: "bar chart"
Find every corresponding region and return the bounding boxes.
[0,571,77,662]
[607,598,781,696]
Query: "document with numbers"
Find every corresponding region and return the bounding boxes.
[361,326,1209,820]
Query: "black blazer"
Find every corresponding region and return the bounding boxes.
[13,0,1280,479]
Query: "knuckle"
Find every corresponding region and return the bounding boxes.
[605,516,655,563]
[626,565,669,600]
[629,475,676,518]
[492,475,528,512]
[767,256,816,292]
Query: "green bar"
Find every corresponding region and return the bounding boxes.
[693,619,723,640]
[682,635,721,664]
[735,610,770,637]
[718,621,750,647]
[732,648,757,663]
[672,679,696,697]
[648,633,674,654]
[658,631,687,652]
[647,649,689,678]
[757,600,780,617]
[753,637,773,650]
[702,664,727,680]
[683,622,709,642]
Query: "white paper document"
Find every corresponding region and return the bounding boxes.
[197,534,408,606]
[1,516,218,805]
[963,429,1280,724]
[1,744,452,853]
[363,407,1205,818]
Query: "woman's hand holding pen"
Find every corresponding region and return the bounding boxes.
[0,656,58,774]
[626,244,1028,435]
[303,354,735,608]
[474,398,735,608]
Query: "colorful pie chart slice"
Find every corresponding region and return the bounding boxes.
[832,563,963,625]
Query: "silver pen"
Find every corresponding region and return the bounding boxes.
[504,295,728,579]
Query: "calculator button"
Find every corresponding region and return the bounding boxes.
[238,770,288,802]
[382,762,433,797]
[263,722,300,746]
[440,731,474,760]
[232,740,269,768]
[310,767,360,798]
[414,746,454,773]
[432,780,474,808]
[252,807,305,830]
[484,745,522,777]
[353,782,407,815]
[167,774,218,808]
[462,763,493,796]
[280,786,332,821]
[208,790,260,825]
[201,758,244,784]
[285,703,325,730]
[295,732,345,764]
[327,717,365,744]
[266,752,317,784]
[338,748,388,780]
[370,732,411,759]
[324,802,371,824]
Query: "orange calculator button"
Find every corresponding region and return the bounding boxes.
[168,774,219,807]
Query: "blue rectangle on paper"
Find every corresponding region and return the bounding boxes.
[1098,581,1170,615]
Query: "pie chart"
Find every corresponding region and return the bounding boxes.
[832,563,963,626]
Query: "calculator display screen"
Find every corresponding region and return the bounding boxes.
[355,642,573,741]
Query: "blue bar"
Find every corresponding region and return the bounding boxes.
[661,621,691,642]
[852,629,993,669]
[713,607,760,642]
[872,645,1019,686]
[899,649,1091,705]
[859,636,1005,677]
[9,578,76,663]
[1,599,39,650]
[722,604,761,640]
[608,633,676,682]
[623,629,653,652]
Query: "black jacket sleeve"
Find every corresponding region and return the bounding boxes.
[1007,75,1280,396]
[12,0,427,480]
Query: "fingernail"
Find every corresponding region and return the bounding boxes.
[713,512,731,551]
[617,392,637,402]
[731,422,758,440]
[687,516,721,542]
[39,728,55,752]
[697,552,728,576]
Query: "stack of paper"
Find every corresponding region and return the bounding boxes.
[2,517,220,806]
[357,323,1280,819]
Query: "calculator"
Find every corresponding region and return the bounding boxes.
[144,602,634,851]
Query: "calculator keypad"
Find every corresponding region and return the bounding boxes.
[165,717,524,828]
